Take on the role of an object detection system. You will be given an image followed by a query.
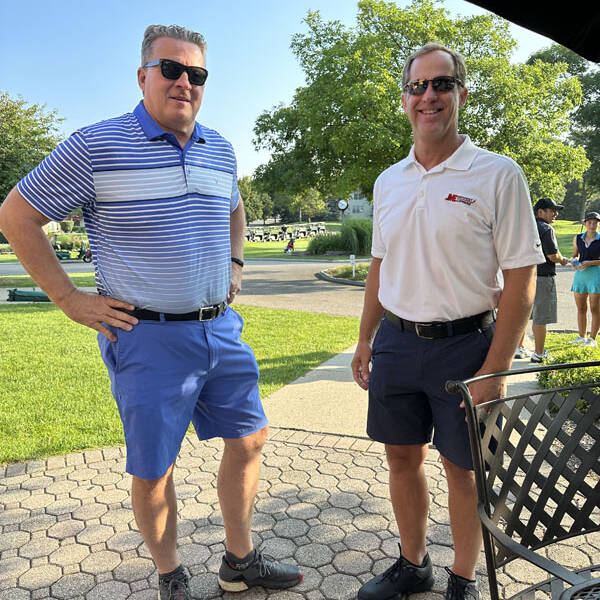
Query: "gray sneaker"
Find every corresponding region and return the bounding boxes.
[358,545,434,600]
[445,567,480,600]
[158,566,191,600]
[218,550,302,592]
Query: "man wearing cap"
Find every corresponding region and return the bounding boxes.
[527,198,570,363]
[351,43,544,600]
[0,24,301,600]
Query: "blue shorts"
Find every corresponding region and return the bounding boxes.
[367,317,494,470]
[98,306,267,480]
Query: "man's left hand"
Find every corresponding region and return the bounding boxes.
[228,262,243,303]
[463,373,506,411]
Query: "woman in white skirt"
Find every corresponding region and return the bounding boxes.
[570,212,600,346]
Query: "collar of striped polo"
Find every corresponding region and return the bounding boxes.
[133,101,206,145]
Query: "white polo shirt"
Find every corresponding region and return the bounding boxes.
[371,136,544,322]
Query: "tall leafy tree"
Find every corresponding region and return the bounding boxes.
[572,70,600,197]
[238,175,274,224]
[289,188,326,221]
[254,0,588,200]
[0,93,63,204]
[528,44,599,215]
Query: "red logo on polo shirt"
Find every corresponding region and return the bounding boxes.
[445,193,476,206]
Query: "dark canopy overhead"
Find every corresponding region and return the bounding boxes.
[466,1,600,62]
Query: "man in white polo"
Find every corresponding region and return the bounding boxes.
[351,43,544,600]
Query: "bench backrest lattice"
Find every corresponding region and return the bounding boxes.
[448,362,600,600]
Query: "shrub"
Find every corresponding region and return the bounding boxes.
[345,218,372,254]
[327,263,370,281]
[308,219,373,255]
[537,344,600,412]
[56,235,73,250]
[340,223,359,254]
[60,220,74,233]
[0,243,12,255]
[307,233,345,255]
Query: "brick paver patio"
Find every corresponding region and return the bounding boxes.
[1,428,599,599]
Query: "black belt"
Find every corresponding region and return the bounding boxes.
[384,310,495,339]
[118,302,226,322]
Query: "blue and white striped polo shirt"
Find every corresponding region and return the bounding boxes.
[18,102,238,313]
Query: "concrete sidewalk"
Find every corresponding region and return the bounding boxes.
[4,346,598,600]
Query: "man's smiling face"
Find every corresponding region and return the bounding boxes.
[138,36,205,140]
[402,50,467,146]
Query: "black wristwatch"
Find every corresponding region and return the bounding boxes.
[231,257,244,268]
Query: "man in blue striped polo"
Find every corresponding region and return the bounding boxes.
[0,24,301,599]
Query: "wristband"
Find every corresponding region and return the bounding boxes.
[231,257,244,268]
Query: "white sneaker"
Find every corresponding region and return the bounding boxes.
[568,336,586,345]
[514,346,530,359]
[531,350,553,363]
[582,338,598,347]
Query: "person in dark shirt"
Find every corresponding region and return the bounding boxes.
[569,212,600,347]
[529,198,569,362]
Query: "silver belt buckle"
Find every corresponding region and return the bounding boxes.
[414,322,435,339]
[199,306,215,321]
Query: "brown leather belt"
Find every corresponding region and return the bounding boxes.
[118,302,226,322]
[384,310,495,339]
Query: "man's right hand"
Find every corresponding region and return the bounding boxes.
[351,340,372,390]
[59,289,138,342]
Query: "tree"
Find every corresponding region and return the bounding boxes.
[289,188,326,221]
[527,44,599,214]
[253,0,589,200]
[238,175,274,223]
[572,70,600,198]
[527,45,589,78]
[0,93,63,203]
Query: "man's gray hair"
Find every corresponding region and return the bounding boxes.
[141,25,206,66]
[402,42,466,88]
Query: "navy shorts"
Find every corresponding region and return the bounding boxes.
[367,316,494,470]
[98,306,267,480]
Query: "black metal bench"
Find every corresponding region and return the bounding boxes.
[447,362,600,600]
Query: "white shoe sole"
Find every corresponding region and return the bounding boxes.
[218,576,249,592]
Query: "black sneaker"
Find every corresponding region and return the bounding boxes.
[158,566,191,600]
[445,567,480,600]
[358,545,434,600]
[218,550,303,592]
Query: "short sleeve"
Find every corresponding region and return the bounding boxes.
[492,163,545,270]
[17,131,95,221]
[540,228,559,256]
[230,155,240,212]
[371,176,386,258]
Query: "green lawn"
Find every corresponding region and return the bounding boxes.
[0,254,19,263]
[553,219,585,256]
[244,237,312,258]
[0,272,96,289]
[0,304,358,464]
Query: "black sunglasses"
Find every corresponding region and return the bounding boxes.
[144,58,208,87]
[403,76,463,96]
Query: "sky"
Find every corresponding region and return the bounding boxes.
[1,0,555,177]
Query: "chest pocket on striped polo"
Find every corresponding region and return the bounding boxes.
[186,165,233,199]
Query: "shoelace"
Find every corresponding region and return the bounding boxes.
[254,551,274,578]
[445,567,475,600]
[165,572,190,600]
[381,556,405,581]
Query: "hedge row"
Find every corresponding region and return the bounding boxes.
[307,218,373,255]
